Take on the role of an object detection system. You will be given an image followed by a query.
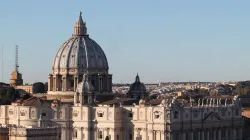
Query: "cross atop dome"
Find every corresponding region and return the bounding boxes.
[74,11,87,36]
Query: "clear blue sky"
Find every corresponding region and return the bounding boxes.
[1,0,250,84]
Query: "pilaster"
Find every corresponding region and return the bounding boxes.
[225,129,228,140]
[218,129,221,140]
[201,131,204,140]
[206,130,210,140]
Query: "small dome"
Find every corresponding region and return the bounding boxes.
[128,74,146,92]
[127,74,148,100]
[76,74,95,94]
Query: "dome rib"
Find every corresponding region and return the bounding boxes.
[66,37,77,68]
[54,37,73,69]
[91,39,109,69]
[83,37,89,70]
[75,37,80,68]
[86,37,99,69]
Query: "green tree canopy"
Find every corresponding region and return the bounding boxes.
[33,82,45,93]
[235,81,250,95]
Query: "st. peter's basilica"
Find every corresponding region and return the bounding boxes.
[0,12,244,140]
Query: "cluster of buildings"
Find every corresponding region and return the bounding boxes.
[113,82,236,97]
[0,11,246,140]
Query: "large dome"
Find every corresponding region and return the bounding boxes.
[47,12,113,98]
[53,12,108,74]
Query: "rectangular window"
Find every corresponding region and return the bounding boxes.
[128,112,133,118]
[98,113,103,117]
[155,114,160,119]
[20,111,25,116]
[9,110,13,115]
[174,111,178,119]
[73,112,78,117]
[42,112,47,116]
[73,130,77,138]
[129,134,133,140]
[98,130,103,139]
[236,109,239,116]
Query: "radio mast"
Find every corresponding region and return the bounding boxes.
[1,44,3,82]
[15,45,19,72]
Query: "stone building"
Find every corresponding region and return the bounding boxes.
[0,125,8,140]
[0,12,245,140]
[0,124,58,140]
[15,85,33,94]
[9,126,58,140]
[9,69,23,87]
[0,87,244,140]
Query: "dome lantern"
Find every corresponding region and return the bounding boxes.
[74,11,87,36]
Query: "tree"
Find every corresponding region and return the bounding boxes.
[0,88,7,99]
[6,87,15,101]
[21,93,31,100]
[33,82,45,93]
[105,136,110,140]
[235,81,250,95]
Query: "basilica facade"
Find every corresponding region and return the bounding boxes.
[0,12,244,140]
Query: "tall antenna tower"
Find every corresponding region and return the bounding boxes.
[15,45,19,72]
[1,44,3,82]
